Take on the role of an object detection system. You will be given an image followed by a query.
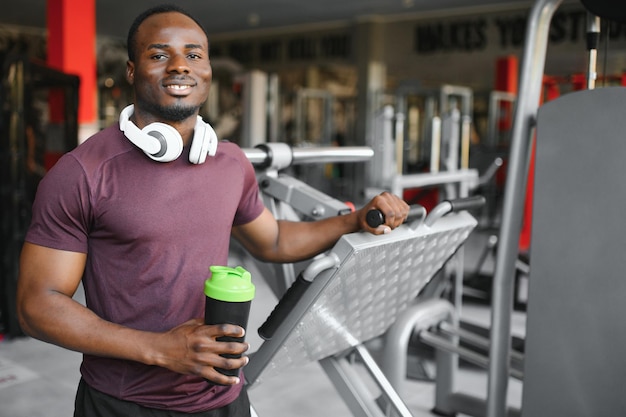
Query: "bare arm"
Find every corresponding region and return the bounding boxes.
[17,242,247,385]
[232,191,409,263]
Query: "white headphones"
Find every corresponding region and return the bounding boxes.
[119,104,218,164]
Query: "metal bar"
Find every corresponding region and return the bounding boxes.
[439,322,525,363]
[586,13,601,90]
[430,116,441,173]
[381,298,456,389]
[478,157,503,187]
[440,84,474,116]
[291,146,374,164]
[448,249,464,402]
[354,344,415,417]
[433,339,456,415]
[390,169,478,197]
[395,111,405,175]
[258,174,352,219]
[243,148,268,165]
[461,115,471,170]
[487,91,516,147]
[424,201,452,227]
[421,331,489,370]
[319,355,388,417]
[420,332,524,381]
[243,145,374,168]
[486,1,563,416]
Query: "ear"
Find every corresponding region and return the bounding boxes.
[126,60,135,85]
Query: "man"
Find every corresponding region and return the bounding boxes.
[16,4,409,417]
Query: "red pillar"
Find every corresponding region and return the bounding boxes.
[495,55,518,131]
[47,0,97,134]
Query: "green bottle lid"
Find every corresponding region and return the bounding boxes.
[204,266,255,302]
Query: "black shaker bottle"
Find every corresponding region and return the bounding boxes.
[204,265,255,378]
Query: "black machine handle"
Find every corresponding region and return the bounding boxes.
[366,196,486,229]
[258,273,311,341]
[447,195,486,212]
[424,195,487,226]
[365,204,426,228]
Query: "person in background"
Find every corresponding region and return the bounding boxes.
[16,4,409,417]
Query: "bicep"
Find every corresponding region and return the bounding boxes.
[231,207,280,261]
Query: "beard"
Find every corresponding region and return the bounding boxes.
[136,98,199,122]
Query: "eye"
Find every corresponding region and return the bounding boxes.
[187,52,203,60]
[150,53,167,61]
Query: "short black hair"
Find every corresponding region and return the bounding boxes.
[126,4,209,61]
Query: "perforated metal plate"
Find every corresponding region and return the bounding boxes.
[249,212,476,384]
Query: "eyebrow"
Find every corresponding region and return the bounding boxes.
[147,43,205,50]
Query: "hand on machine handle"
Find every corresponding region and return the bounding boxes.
[366,196,487,229]
[366,205,426,228]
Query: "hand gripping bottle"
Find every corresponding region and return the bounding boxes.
[204,265,255,377]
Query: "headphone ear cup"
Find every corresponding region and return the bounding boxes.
[188,117,219,164]
[205,123,218,157]
[189,119,208,165]
[141,122,183,162]
[119,104,183,163]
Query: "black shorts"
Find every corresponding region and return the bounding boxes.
[73,378,251,417]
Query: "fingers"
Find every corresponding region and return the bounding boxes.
[194,324,250,383]
[162,321,250,385]
[361,192,409,234]
[181,320,246,339]
[200,349,250,386]
[199,336,250,385]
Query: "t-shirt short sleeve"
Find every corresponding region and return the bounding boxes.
[231,144,265,226]
[25,153,91,253]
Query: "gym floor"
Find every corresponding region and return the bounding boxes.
[0,229,527,417]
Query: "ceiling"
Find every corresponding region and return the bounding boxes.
[2,0,536,40]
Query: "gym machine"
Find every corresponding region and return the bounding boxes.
[367,84,479,203]
[0,55,79,338]
[373,2,618,416]
[238,142,483,416]
[293,88,334,147]
[364,84,515,416]
[487,0,626,416]
[485,90,516,149]
[240,143,374,297]
[289,87,357,199]
[362,1,617,415]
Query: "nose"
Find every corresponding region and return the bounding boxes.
[167,53,190,73]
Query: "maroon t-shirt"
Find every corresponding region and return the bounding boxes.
[25,124,265,412]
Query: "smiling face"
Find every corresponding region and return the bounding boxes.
[126,11,212,124]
